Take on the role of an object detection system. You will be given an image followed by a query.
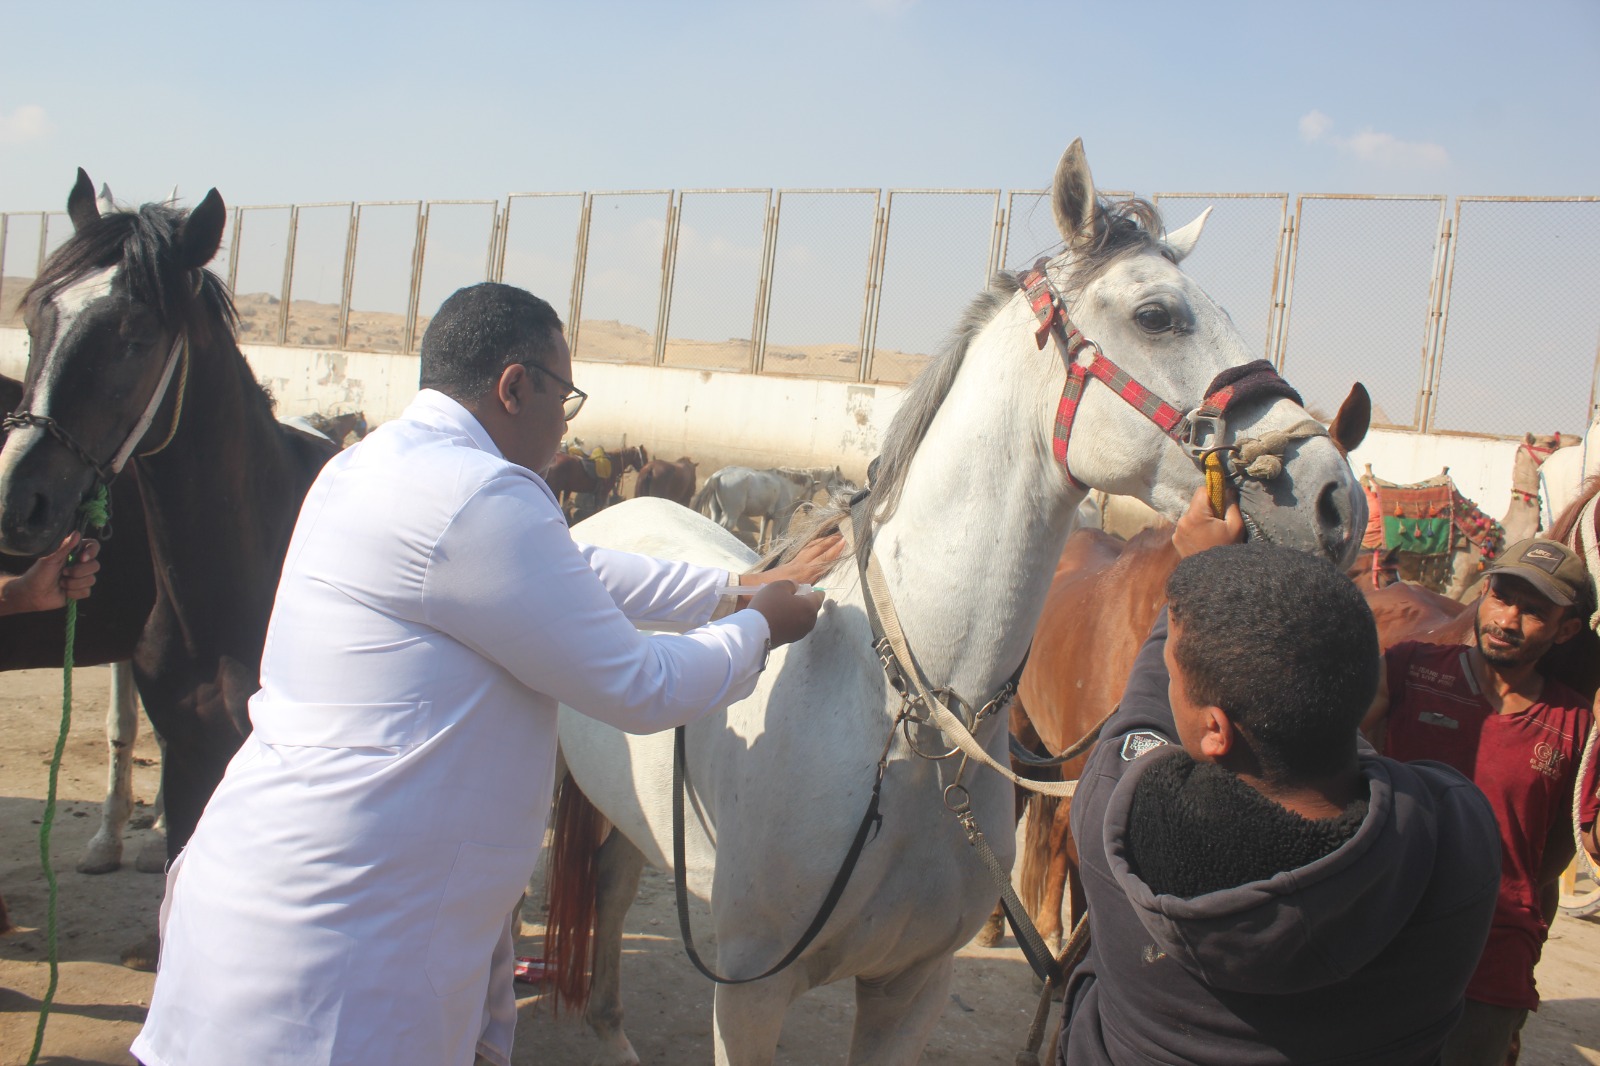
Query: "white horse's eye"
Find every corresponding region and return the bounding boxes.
[1134,304,1172,332]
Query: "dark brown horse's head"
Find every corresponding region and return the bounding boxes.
[0,170,229,556]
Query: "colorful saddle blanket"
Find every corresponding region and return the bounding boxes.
[1364,475,1456,556]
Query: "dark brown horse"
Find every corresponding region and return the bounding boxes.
[545,445,647,519]
[0,172,337,877]
[633,455,697,506]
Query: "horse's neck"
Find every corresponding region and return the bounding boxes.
[135,338,302,643]
[870,322,1083,705]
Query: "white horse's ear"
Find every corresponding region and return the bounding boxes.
[98,182,116,212]
[1164,207,1211,262]
[168,185,180,205]
[1052,138,1098,247]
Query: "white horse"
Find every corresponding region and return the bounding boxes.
[552,139,1366,1065]
[691,465,820,547]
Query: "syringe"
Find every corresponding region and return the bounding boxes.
[717,583,825,598]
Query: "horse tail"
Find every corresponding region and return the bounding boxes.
[690,472,718,516]
[544,772,604,1015]
[634,465,656,500]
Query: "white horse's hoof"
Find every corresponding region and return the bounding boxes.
[76,833,122,874]
[134,834,168,874]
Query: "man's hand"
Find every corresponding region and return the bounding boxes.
[750,580,826,647]
[748,533,846,592]
[0,532,102,616]
[1172,485,1245,559]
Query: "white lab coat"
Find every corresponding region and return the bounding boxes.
[132,389,769,1066]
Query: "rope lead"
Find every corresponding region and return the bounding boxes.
[27,483,110,1066]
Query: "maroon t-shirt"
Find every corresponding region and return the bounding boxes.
[1383,641,1592,1011]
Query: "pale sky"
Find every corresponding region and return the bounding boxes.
[1,0,1597,210]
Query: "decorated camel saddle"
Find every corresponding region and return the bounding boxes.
[1361,467,1505,593]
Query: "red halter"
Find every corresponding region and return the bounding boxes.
[1018,259,1303,491]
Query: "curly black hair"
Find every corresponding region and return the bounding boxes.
[1166,543,1379,783]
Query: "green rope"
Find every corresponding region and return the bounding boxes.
[28,484,110,1066]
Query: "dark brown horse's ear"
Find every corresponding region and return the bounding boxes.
[178,188,226,271]
[67,168,100,232]
[1329,382,1372,456]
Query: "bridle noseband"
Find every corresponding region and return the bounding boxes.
[1,330,189,503]
[1018,258,1317,494]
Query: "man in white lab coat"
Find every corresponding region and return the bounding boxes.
[132,283,834,1066]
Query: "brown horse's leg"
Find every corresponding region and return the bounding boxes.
[1039,791,1073,952]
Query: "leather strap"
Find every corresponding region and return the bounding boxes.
[670,710,895,985]
[850,492,1080,798]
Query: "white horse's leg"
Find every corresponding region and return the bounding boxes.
[584,830,648,1066]
[846,955,956,1066]
[711,970,804,1066]
[77,662,139,874]
[134,732,169,873]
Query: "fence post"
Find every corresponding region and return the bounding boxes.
[337,204,357,350]
[858,194,888,383]
[653,193,680,367]
[279,207,299,345]
[1271,204,1303,371]
[403,205,428,353]
[1427,208,1465,432]
[568,194,593,358]
[226,207,242,291]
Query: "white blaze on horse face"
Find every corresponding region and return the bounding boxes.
[32,266,120,419]
[0,265,121,490]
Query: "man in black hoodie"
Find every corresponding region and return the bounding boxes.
[1056,491,1501,1066]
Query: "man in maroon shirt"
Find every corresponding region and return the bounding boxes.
[1363,538,1592,1066]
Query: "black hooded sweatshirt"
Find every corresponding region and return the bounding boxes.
[1057,612,1501,1066]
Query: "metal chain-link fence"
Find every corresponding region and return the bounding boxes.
[6,187,1596,440]
[1428,198,1600,437]
[868,190,1000,384]
[496,192,586,331]
[1278,196,1446,427]
[660,190,770,373]
[760,190,879,380]
[345,202,420,354]
[570,191,671,365]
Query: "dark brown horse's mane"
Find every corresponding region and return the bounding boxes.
[23,202,239,347]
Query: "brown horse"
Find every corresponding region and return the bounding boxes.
[0,172,338,884]
[305,409,368,447]
[633,456,697,506]
[998,479,1600,956]
[544,445,647,519]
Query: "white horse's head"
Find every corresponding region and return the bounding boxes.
[1047,141,1365,562]
[870,139,1365,569]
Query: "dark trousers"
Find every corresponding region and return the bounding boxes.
[1441,999,1529,1066]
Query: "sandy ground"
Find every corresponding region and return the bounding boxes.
[2,667,1598,1065]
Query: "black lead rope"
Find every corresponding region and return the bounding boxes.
[671,714,896,985]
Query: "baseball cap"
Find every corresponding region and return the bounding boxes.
[1482,538,1589,608]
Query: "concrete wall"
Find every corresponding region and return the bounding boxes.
[0,326,1545,512]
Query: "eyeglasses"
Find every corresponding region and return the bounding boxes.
[520,362,587,421]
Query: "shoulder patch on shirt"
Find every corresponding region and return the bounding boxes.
[1120,730,1169,762]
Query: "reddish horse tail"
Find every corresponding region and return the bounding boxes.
[545,773,605,1014]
